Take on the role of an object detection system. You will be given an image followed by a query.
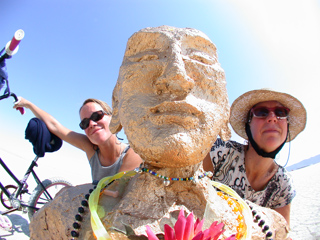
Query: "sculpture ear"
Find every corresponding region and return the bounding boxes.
[219,121,231,141]
[219,99,231,141]
[109,83,122,134]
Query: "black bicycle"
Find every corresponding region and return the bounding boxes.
[0,30,72,220]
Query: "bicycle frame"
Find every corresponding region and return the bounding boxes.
[0,155,54,214]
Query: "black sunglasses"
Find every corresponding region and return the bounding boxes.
[251,106,290,119]
[79,110,106,130]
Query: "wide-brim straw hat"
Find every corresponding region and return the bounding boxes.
[230,89,307,142]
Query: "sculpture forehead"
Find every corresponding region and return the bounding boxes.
[124,26,217,58]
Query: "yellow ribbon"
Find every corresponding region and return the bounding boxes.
[211,181,253,240]
[89,171,138,240]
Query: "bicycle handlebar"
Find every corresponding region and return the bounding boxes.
[5,29,24,56]
[0,92,24,114]
[13,95,25,114]
[0,29,24,63]
[0,29,25,114]
[0,92,17,101]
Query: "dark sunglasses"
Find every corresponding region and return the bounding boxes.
[251,106,290,119]
[79,110,107,130]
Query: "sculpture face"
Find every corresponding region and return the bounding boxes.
[110,26,230,168]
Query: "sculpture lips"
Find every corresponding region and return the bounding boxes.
[149,101,201,128]
[149,101,201,116]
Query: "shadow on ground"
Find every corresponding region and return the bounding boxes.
[0,213,29,240]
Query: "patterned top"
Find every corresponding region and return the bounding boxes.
[209,138,296,209]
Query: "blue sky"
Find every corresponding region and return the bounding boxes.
[1,0,320,183]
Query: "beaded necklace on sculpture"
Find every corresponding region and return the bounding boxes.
[135,163,213,186]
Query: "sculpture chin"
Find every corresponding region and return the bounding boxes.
[128,131,212,168]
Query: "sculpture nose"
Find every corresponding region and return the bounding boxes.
[154,54,195,97]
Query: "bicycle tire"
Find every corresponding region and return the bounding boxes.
[28,178,72,220]
[0,185,19,209]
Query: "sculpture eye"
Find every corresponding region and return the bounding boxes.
[188,54,215,65]
[128,54,159,62]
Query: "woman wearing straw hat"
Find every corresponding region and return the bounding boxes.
[203,88,307,226]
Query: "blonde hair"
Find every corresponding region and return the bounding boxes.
[80,98,112,115]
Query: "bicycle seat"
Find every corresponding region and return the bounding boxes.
[25,118,63,157]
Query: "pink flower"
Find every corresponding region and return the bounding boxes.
[146,209,236,240]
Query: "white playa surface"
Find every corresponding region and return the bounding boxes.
[0,152,319,240]
[289,163,320,239]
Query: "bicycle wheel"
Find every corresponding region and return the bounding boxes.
[0,185,19,209]
[28,178,72,219]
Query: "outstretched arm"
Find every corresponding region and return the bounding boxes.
[13,97,93,154]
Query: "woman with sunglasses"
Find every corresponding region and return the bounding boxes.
[13,97,142,183]
[203,89,307,226]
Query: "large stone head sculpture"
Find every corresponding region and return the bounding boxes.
[110,26,230,168]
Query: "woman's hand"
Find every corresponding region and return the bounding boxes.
[13,96,30,109]
[13,96,29,114]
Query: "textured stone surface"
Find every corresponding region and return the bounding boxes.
[246,200,289,240]
[97,166,241,238]
[29,179,289,240]
[29,184,93,240]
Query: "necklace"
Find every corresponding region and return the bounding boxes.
[245,200,273,239]
[70,184,96,239]
[136,167,213,186]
